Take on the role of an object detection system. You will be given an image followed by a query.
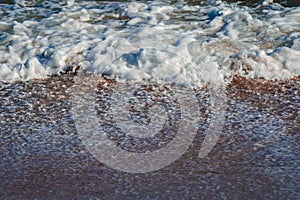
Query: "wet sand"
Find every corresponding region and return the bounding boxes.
[0,74,299,199]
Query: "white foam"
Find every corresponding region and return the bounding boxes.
[0,1,299,84]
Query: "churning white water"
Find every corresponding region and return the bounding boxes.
[0,0,299,84]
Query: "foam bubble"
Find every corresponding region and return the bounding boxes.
[0,1,299,84]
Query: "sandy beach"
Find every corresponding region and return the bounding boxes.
[0,74,299,199]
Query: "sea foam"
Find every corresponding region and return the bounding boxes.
[0,0,299,85]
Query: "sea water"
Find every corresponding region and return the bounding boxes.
[0,0,299,85]
[0,1,299,197]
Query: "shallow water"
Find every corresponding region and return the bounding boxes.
[0,74,299,199]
